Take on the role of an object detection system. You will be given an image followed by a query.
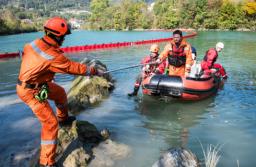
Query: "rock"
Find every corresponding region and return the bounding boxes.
[67,58,115,114]
[57,121,103,154]
[29,121,130,167]
[152,147,199,167]
[57,121,130,167]
[236,28,251,32]
[62,147,90,167]
[80,58,114,83]
[100,128,110,140]
[89,139,131,167]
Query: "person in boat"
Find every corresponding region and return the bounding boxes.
[16,17,103,167]
[200,42,228,79]
[157,29,193,77]
[128,44,160,96]
[157,46,197,75]
[191,46,197,62]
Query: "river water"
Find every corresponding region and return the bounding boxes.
[0,30,256,167]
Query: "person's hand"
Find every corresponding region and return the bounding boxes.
[155,67,160,73]
[86,64,106,76]
[222,75,228,79]
[96,68,105,76]
[185,72,190,77]
[155,59,161,64]
[210,68,217,73]
[143,65,150,72]
[85,65,96,76]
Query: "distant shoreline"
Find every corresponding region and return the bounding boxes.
[130,28,253,32]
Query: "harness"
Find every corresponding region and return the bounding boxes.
[17,79,49,102]
[168,44,186,67]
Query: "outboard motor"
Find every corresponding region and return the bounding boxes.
[144,75,183,97]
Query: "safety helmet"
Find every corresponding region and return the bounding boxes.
[150,44,160,53]
[44,17,71,37]
[216,42,224,49]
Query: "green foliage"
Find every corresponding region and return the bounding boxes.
[89,0,110,29]
[153,0,179,29]
[203,11,219,29]
[218,1,246,30]
[0,9,37,35]
[243,2,256,16]
[1,0,256,35]
[89,0,152,30]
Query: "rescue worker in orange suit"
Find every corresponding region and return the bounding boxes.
[16,17,101,167]
[128,44,160,96]
[157,46,197,75]
[158,30,193,76]
[200,42,228,79]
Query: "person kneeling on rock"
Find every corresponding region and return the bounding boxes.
[16,17,103,167]
[128,44,160,96]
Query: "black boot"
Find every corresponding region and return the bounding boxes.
[39,163,59,167]
[59,116,76,127]
[128,86,139,96]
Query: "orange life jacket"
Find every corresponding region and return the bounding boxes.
[167,44,186,67]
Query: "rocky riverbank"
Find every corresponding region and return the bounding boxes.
[29,121,131,167]
[28,58,132,167]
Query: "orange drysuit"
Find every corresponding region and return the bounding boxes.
[16,36,89,165]
[160,39,193,76]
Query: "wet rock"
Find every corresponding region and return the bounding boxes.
[81,58,114,83]
[67,58,115,114]
[89,139,131,167]
[62,147,90,167]
[29,121,130,167]
[152,147,199,167]
[57,121,130,167]
[100,128,110,140]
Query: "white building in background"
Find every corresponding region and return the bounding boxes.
[69,18,82,29]
[60,9,91,15]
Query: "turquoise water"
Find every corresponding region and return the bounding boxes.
[0,31,256,167]
[0,30,171,52]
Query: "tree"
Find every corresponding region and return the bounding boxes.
[218,1,246,30]
[243,2,256,15]
[89,0,110,29]
[153,0,179,29]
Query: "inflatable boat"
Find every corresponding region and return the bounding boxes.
[142,74,223,100]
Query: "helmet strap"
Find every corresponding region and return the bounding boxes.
[45,31,65,46]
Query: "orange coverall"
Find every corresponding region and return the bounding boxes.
[160,39,193,76]
[16,36,89,165]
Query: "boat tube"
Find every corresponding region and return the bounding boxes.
[142,74,223,100]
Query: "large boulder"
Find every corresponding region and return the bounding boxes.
[57,121,131,167]
[67,58,114,114]
[30,121,131,167]
[152,147,199,167]
[89,139,131,167]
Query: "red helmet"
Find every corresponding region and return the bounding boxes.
[44,17,71,37]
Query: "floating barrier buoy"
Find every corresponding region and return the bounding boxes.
[0,32,197,59]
